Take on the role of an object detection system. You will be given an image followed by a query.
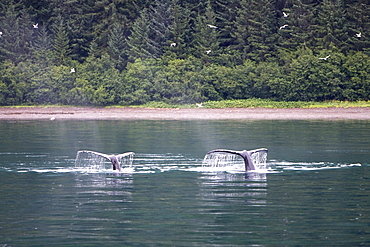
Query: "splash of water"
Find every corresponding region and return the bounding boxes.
[250,151,268,170]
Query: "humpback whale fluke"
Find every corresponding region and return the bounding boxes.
[75,150,135,171]
[206,148,268,171]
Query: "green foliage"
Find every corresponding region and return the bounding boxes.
[191,0,220,61]
[0,60,25,105]
[74,53,123,106]
[342,52,370,100]
[51,16,71,65]
[0,1,34,64]
[107,22,128,71]
[139,101,180,108]
[152,58,205,104]
[0,0,370,106]
[198,99,370,109]
[126,9,154,60]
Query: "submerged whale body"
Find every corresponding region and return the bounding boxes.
[206,148,268,171]
[76,150,135,171]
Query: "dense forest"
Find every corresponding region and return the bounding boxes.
[0,0,369,106]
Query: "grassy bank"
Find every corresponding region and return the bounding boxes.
[2,99,369,109]
[128,99,370,109]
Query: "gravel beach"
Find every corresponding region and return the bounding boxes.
[0,106,369,120]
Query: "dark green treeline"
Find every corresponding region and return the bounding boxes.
[0,0,369,106]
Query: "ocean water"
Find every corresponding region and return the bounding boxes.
[0,120,369,246]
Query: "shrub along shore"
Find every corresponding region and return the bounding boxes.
[2,99,369,109]
[129,99,370,109]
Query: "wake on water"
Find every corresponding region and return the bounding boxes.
[0,152,362,174]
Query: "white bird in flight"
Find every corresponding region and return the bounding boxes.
[207,24,218,29]
[283,12,289,17]
[33,23,38,28]
[70,68,75,73]
[196,103,203,108]
[206,50,211,54]
[279,24,288,29]
[0,31,2,37]
[319,55,330,60]
[355,32,361,38]
[170,42,176,47]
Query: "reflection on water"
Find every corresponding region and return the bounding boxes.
[198,172,267,208]
[0,120,369,246]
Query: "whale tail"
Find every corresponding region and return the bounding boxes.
[110,156,121,171]
[75,150,135,171]
[205,148,268,171]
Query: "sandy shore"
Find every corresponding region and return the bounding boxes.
[0,106,369,120]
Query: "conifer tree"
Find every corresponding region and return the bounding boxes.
[126,8,155,60]
[192,0,220,60]
[230,0,250,60]
[127,0,175,60]
[277,0,315,51]
[87,39,100,58]
[31,25,53,67]
[149,0,174,58]
[32,25,52,51]
[345,0,370,53]
[163,1,192,59]
[91,0,128,46]
[49,0,89,60]
[232,0,277,62]
[51,15,71,65]
[312,0,349,51]
[0,1,33,64]
[107,22,128,71]
[215,0,239,49]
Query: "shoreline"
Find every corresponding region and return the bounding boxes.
[0,106,369,120]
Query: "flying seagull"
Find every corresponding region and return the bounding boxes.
[279,24,288,29]
[196,103,203,108]
[0,31,2,37]
[319,55,330,60]
[283,12,289,17]
[355,32,361,38]
[206,50,211,54]
[33,23,38,28]
[76,150,135,171]
[70,68,75,73]
[170,42,176,47]
[207,24,218,29]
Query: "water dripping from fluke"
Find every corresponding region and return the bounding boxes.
[75,150,135,172]
[202,148,268,172]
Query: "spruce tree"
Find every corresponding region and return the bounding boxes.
[149,0,174,58]
[49,0,89,60]
[215,0,239,49]
[91,0,128,47]
[277,0,315,51]
[51,15,71,65]
[126,8,155,60]
[31,25,53,67]
[0,1,33,64]
[107,22,128,71]
[345,0,370,53]
[232,0,277,62]
[192,0,220,60]
[312,0,349,51]
[163,1,192,59]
